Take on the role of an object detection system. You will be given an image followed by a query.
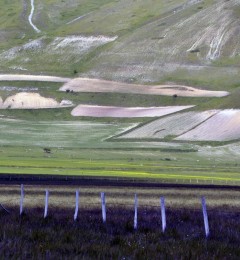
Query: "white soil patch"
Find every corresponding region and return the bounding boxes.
[120,110,218,139]
[0,74,70,83]
[51,35,117,49]
[1,92,73,109]
[71,105,194,118]
[175,109,240,141]
[0,35,118,63]
[60,78,229,97]
[0,86,38,91]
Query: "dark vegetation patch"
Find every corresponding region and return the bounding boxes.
[189,48,200,53]
[0,206,239,258]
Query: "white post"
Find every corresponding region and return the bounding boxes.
[74,190,79,221]
[160,197,166,233]
[101,192,106,223]
[134,194,138,230]
[20,184,24,216]
[201,197,210,238]
[44,190,49,219]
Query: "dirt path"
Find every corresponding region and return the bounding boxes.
[0,74,70,82]
[66,12,92,25]
[28,0,41,33]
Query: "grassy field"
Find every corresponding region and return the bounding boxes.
[0,79,239,186]
[0,106,239,185]
[0,144,239,185]
[0,185,239,258]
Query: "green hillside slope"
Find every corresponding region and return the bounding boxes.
[0,0,239,86]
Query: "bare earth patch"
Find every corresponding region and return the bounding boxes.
[1,93,73,109]
[120,110,218,139]
[71,105,194,118]
[0,74,70,83]
[60,78,229,97]
[175,110,240,142]
[120,109,240,142]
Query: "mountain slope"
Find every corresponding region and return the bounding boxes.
[0,0,239,90]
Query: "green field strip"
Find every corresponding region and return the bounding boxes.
[0,166,239,183]
[0,163,238,176]
[0,158,238,172]
[0,158,239,179]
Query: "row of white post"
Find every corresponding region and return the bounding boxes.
[19,185,210,238]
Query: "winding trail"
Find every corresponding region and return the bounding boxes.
[28,0,41,33]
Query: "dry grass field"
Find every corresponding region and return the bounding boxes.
[0,184,239,258]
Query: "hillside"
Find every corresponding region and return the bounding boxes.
[0,0,239,87]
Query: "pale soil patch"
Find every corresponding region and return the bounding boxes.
[0,35,118,64]
[176,110,240,141]
[0,35,118,73]
[50,36,117,52]
[71,105,194,118]
[120,110,218,139]
[1,92,73,109]
[0,74,70,83]
[60,78,229,97]
[82,0,240,82]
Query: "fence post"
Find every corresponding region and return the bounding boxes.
[134,194,138,230]
[101,192,106,223]
[20,184,24,216]
[44,190,49,219]
[74,190,79,221]
[160,197,166,233]
[201,197,210,238]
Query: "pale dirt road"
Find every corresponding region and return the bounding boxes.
[0,74,71,83]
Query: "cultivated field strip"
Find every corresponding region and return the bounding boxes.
[0,156,240,184]
[60,78,229,97]
[176,109,240,141]
[71,105,193,118]
[120,111,218,139]
[0,119,132,148]
[120,109,240,142]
